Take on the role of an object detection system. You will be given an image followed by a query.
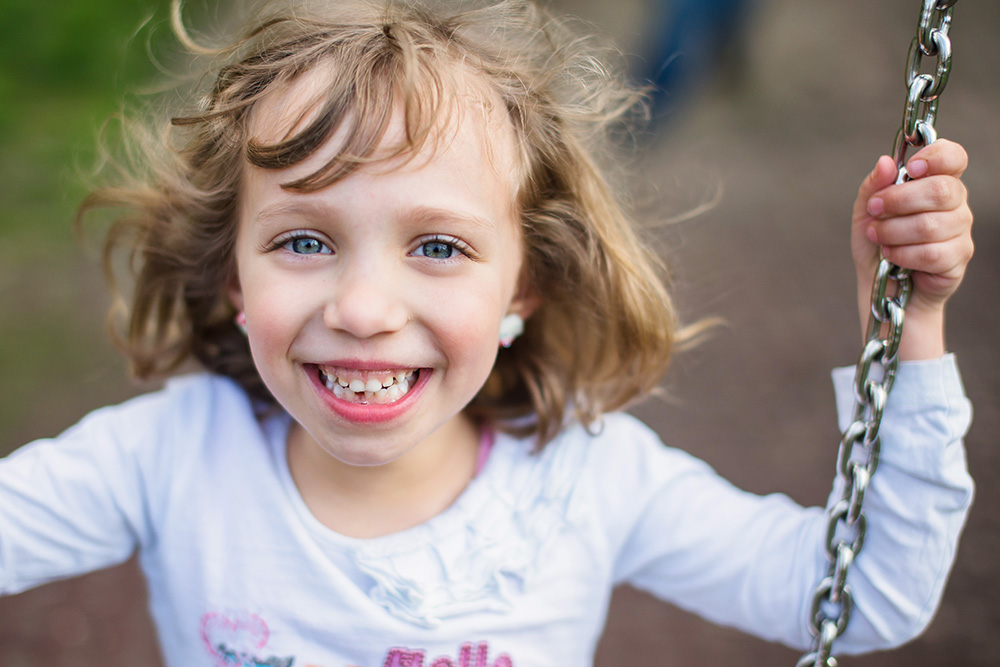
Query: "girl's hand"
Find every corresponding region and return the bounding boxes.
[851,139,973,360]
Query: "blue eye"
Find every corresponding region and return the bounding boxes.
[282,236,331,255]
[418,240,456,259]
[413,235,470,261]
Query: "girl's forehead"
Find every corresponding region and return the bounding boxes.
[247,62,339,144]
[246,62,524,194]
[239,70,526,245]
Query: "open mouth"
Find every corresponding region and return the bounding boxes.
[316,366,420,405]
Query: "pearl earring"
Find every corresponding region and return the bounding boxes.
[498,314,524,348]
[235,311,248,336]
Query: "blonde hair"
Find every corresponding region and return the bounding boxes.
[83,0,678,446]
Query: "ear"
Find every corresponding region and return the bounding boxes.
[509,284,541,321]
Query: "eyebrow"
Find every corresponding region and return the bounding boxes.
[254,200,499,233]
[406,205,499,234]
[254,200,328,225]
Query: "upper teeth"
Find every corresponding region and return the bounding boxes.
[319,368,416,395]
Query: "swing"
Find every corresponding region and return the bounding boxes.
[796,1,959,666]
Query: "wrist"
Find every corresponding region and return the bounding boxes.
[857,283,947,362]
[895,305,947,361]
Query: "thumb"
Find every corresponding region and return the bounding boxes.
[853,155,898,224]
[851,155,898,292]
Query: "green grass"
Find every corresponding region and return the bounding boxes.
[0,1,168,450]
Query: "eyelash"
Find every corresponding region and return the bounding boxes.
[263,231,332,256]
[262,231,475,261]
[411,234,474,262]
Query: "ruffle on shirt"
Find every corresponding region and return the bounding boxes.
[349,431,592,627]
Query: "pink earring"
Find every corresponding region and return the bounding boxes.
[235,311,248,336]
[498,314,524,348]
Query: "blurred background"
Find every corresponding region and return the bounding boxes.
[1,0,997,664]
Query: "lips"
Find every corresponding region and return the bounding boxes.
[306,363,428,424]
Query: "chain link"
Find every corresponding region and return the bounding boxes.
[796,2,957,666]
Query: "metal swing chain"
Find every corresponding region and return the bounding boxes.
[796,2,958,666]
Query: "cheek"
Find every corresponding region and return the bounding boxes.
[242,279,314,365]
[445,318,497,361]
[426,257,522,371]
[424,288,503,376]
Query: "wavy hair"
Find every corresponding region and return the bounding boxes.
[83,0,680,446]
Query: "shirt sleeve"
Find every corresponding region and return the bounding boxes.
[0,381,192,595]
[610,354,973,654]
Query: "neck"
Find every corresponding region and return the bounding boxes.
[286,416,481,538]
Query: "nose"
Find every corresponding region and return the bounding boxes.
[322,258,409,339]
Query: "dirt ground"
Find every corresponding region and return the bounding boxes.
[2,0,998,665]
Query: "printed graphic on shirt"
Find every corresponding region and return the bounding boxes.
[201,612,515,667]
[200,611,294,667]
[379,642,513,667]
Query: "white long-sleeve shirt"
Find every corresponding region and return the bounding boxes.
[0,356,973,667]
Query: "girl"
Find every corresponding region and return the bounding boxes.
[0,1,975,666]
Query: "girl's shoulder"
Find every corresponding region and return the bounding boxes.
[541,411,712,482]
[73,372,255,434]
[485,412,714,523]
[29,372,265,473]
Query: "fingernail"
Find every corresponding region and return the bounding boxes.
[907,159,928,177]
[866,225,878,244]
[867,197,884,217]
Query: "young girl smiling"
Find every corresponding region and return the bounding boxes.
[0,1,974,665]
[235,65,537,536]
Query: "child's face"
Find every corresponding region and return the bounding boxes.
[229,81,533,468]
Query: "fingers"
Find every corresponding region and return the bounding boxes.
[866,140,969,219]
[850,140,972,356]
[876,227,974,284]
[858,139,969,213]
[904,138,969,179]
[867,205,971,249]
[867,175,967,219]
[853,155,899,221]
[867,191,972,280]
[862,139,974,300]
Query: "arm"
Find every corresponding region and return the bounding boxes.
[0,384,186,595]
[610,359,972,653]
[851,139,974,360]
[0,414,150,595]
[611,141,975,651]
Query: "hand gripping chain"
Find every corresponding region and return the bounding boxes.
[795,2,958,666]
